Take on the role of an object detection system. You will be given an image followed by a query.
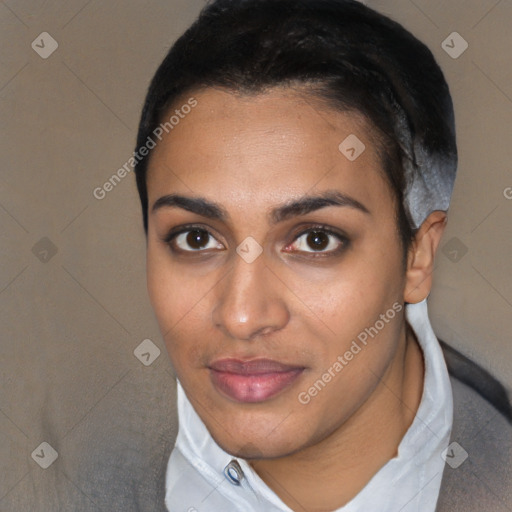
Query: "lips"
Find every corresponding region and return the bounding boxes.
[208,358,305,403]
[209,358,302,374]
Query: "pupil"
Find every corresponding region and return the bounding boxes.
[307,231,328,250]
[187,229,209,249]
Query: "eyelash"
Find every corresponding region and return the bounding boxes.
[161,223,350,258]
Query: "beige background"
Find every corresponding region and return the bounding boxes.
[1,0,511,510]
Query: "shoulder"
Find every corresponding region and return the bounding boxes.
[440,340,512,419]
[436,341,512,512]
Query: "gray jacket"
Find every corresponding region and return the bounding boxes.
[436,342,512,511]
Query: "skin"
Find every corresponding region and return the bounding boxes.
[145,86,447,511]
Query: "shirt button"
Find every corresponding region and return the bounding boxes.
[224,459,245,486]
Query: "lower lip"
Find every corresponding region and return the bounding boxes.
[209,369,304,403]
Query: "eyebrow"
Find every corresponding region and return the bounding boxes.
[151,189,370,224]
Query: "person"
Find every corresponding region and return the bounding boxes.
[132,0,512,510]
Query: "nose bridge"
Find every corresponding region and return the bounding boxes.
[212,252,289,340]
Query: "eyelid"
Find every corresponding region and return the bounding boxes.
[161,223,220,244]
[283,224,350,256]
[160,223,225,254]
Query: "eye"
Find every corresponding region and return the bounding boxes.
[285,227,349,256]
[164,227,224,253]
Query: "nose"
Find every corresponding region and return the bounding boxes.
[211,252,290,341]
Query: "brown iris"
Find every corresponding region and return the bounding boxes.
[186,229,210,249]
[307,231,329,251]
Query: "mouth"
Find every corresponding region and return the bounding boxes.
[208,358,306,403]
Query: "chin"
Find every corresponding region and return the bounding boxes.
[207,417,306,460]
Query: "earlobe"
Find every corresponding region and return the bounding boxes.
[404,211,448,304]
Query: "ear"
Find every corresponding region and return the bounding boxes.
[404,210,448,304]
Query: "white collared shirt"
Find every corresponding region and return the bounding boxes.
[165,299,454,512]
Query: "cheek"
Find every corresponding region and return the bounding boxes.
[147,254,177,328]
[293,276,405,438]
[146,244,216,371]
[146,244,197,338]
[289,240,405,392]
[291,249,403,341]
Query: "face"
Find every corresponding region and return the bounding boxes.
[145,87,409,459]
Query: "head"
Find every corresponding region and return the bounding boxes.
[134,0,457,458]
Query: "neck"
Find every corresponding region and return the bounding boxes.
[249,322,425,512]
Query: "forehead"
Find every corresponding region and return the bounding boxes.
[146,87,393,216]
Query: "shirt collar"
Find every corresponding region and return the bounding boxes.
[168,299,453,511]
